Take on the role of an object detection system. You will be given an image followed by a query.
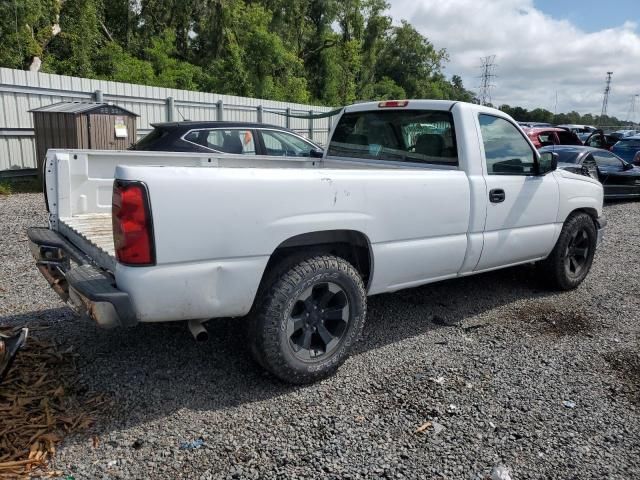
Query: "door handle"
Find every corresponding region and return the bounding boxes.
[489,188,505,203]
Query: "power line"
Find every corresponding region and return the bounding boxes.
[478,55,497,106]
[599,72,613,123]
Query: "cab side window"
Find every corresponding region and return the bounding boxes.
[479,114,536,175]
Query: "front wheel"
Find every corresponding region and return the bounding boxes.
[249,255,366,384]
[539,212,597,290]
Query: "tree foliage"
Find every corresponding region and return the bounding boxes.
[499,104,631,127]
[0,0,476,106]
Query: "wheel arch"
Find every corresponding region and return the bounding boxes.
[257,229,374,298]
[567,207,599,228]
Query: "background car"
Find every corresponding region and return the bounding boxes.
[131,121,324,157]
[518,121,553,128]
[610,129,638,139]
[556,124,597,135]
[611,135,640,163]
[540,145,640,199]
[582,129,619,150]
[524,127,582,149]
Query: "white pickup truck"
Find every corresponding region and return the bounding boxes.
[28,100,605,383]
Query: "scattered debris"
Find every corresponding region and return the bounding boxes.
[563,400,577,409]
[132,439,144,449]
[446,404,458,413]
[179,438,205,450]
[431,376,445,385]
[462,324,488,333]
[414,422,432,434]
[354,415,365,423]
[491,465,513,480]
[0,329,109,477]
[0,327,28,380]
[431,421,445,435]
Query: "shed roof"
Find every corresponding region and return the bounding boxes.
[29,101,139,116]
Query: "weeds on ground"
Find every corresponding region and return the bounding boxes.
[0,178,42,195]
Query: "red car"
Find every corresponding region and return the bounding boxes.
[523,127,582,149]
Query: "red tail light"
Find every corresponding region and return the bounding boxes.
[378,100,409,108]
[112,180,155,266]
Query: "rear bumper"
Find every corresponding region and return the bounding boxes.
[596,214,606,246]
[27,227,137,328]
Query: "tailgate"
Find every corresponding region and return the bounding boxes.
[58,214,116,272]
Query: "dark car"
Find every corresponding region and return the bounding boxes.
[582,129,619,151]
[131,121,324,157]
[611,135,640,163]
[540,145,640,199]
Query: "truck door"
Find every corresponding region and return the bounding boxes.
[475,114,559,271]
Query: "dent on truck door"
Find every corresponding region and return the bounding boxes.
[475,114,559,271]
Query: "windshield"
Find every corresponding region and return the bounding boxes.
[129,128,168,150]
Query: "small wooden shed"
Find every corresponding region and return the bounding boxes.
[30,101,138,173]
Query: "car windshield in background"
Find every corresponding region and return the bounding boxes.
[550,149,581,163]
[130,128,168,150]
[327,110,458,165]
[616,139,640,149]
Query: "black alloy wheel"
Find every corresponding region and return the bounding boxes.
[287,282,350,361]
[564,227,590,278]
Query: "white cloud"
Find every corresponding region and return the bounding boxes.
[386,0,640,120]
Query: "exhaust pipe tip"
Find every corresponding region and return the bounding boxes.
[188,320,209,342]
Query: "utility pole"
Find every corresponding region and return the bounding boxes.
[599,72,613,124]
[478,55,497,106]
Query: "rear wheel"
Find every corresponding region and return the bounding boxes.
[539,212,597,290]
[249,255,366,384]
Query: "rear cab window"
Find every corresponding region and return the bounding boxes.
[327,109,458,166]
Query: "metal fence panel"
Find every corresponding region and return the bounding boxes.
[0,68,334,172]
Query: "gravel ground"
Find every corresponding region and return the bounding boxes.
[1,192,639,480]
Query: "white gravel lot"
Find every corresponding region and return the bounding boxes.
[1,192,639,480]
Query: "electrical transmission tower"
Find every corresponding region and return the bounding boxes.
[478,55,497,106]
[625,94,639,125]
[599,72,613,123]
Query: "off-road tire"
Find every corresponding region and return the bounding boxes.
[539,212,597,290]
[249,255,366,384]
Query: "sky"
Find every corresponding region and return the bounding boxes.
[386,0,640,120]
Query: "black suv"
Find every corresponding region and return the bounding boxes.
[130,121,323,157]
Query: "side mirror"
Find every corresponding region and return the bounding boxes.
[633,153,640,166]
[309,148,324,158]
[537,151,558,175]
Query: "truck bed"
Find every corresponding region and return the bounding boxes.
[58,214,116,272]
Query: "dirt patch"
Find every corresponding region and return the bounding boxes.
[604,350,640,406]
[0,327,109,477]
[514,303,593,336]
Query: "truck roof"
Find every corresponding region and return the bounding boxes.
[344,100,459,113]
